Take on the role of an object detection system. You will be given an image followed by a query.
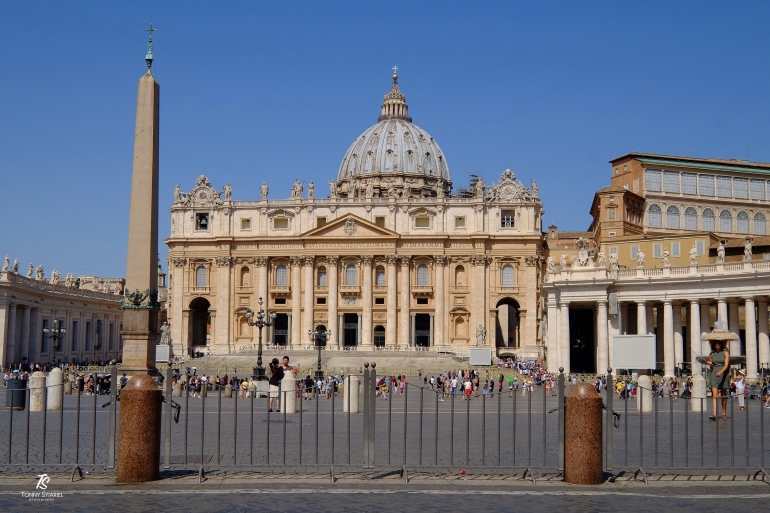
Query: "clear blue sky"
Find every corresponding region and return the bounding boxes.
[2,1,769,278]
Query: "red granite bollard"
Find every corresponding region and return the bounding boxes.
[116,375,162,482]
[564,382,603,484]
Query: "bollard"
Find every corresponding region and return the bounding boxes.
[343,376,360,413]
[281,373,297,413]
[172,382,182,397]
[47,368,64,411]
[116,375,162,482]
[564,382,603,485]
[5,379,27,410]
[635,375,653,413]
[64,381,72,395]
[30,372,47,412]
[690,374,707,412]
[224,384,233,398]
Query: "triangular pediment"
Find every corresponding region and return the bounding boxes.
[302,213,399,239]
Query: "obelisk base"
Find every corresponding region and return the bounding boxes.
[120,331,158,376]
[116,375,162,482]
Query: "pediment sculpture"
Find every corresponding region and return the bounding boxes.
[179,175,223,207]
[486,169,539,204]
[572,237,594,268]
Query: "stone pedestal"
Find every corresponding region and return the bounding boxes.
[172,382,182,397]
[635,375,653,413]
[30,372,47,412]
[64,381,72,395]
[564,383,603,485]
[116,375,162,483]
[224,384,233,398]
[690,374,707,412]
[47,368,64,411]
[343,376,360,413]
[281,374,297,413]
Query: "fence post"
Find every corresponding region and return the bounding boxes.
[362,362,370,469]
[558,367,565,472]
[107,366,117,469]
[605,368,613,473]
[164,366,172,469]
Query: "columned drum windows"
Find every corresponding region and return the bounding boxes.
[648,204,662,228]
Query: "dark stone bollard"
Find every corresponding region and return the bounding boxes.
[116,375,162,482]
[564,382,603,485]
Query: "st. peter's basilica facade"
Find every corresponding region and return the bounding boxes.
[165,74,545,358]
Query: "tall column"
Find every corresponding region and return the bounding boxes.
[338,313,344,348]
[169,259,186,355]
[471,256,488,343]
[744,297,757,378]
[357,313,362,346]
[399,256,410,347]
[327,256,339,350]
[0,301,8,367]
[758,300,770,374]
[361,256,373,347]
[290,257,301,347]
[560,301,570,373]
[673,303,683,371]
[302,256,315,344]
[663,300,675,378]
[385,256,398,347]
[20,307,31,362]
[689,300,702,375]
[429,314,434,347]
[596,300,609,374]
[256,257,268,304]
[121,60,160,374]
[646,305,655,335]
[717,298,728,328]
[546,293,559,373]
[636,301,647,335]
[6,304,17,365]
[286,314,292,348]
[728,299,741,355]
[434,256,446,346]
[700,301,712,361]
[215,257,232,354]
[411,313,416,347]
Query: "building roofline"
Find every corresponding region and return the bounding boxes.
[609,152,770,172]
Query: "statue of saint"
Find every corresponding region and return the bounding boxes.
[65,273,73,287]
[1,255,8,272]
[12,259,18,273]
[365,180,374,199]
[744,237,753,261]
[717,241,726,263]
[307,181,315,199]
[546,255,555,271]
[260,182,269,200]
[27,263,33,278]
[609,252,619,270]
[596,250,606,267]
[159,321,171,345]
[531,180,539,198]
[475,324,486,347]
[173,184,181,203]
[328,180,337,199]
[291,179,303,199]
[473,178,486,198]
[560,253,568,268]
[223,182,232,201]
[35,265,44,281]
[636,250,645,268]
[662,248,670,267]
[50,269,60,285]
[689,244,698,265]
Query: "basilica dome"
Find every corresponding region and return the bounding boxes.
[336,73,451,199]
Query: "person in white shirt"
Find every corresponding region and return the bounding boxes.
[735,369,746,410]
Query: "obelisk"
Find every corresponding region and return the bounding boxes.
[120,24,160,375]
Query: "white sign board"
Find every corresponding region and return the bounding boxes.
[611,335,656,370]
[469,348,492,366]
[155,345,170,364]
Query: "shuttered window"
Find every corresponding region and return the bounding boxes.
[699,175,715,196]
[733,178,749,199]
[645,169,662,191]
[663,171,680,193]
[681,173,697,195]
[684,207,698,230]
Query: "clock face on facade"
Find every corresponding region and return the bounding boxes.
[197,189,211,201]
[499,184,516,201]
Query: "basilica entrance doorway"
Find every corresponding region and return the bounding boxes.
[495,298,520,348]
[343,313,358,347]
[414,314,431,347]
[373,325,385,347]
[189,297,210,354]
[273,313,288,346]
[569,308,595,373]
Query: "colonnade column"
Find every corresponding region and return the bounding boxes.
[646,305,655,335]
[471,255,487,343]
[728,299,741,355]
[689,300,702,375]
[338,313,344,349]
[744,297,757,378]
[361,256,373,347]
[399,256,411,347]
[636,301,647,335]
[758,299,770,374]
[326,256,339,349]
[673,303,683,372]
[6,304,17,364]
[546,293,559,373]
[290,257,301,347]
[663,300,675,378]
[596,300,609,374]
[216,256,232,354]
[357,313,362,346]
[302,256,315,346]
[410,313,416,347]
[434,256,446,347]
[700,301,712,362]
[560,301,570,374]
[717,298,728,329]
[0,301,8,367]
[20,307,31,362]
[170,259,187,356]
[429,314,434,347]
[385,256,397,347]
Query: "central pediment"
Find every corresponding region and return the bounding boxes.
[301,214,399,239]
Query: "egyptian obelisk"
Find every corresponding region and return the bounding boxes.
[120,25,160,375]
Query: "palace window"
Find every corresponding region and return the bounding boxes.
[415,216,430,228]
[196,213,209,230]
[375,297,385,305]
[666,205,680,229]
[653,243,662,258]
[696,240,705,256]
[240,267,250,287]
[273,218,289,230]
[699,175,715,196]
[733,178,749,199]
[684,207,698,230]
[316,297,326,305]
[645,169,662,191]
[681,173,697,195]
[750,179,766,200]
[195,266,207,287]
[240,218,251,231]
[663,171,680,193]
[716,176,732,198]
[275,265,288,287]
[737,211,749,233]
[719,209,733,232]
[702,208,715,231]
[672,242,680,257]
[375,267,385,287]
[648,204,662,228]
[417,264,429,286]
[630,245,640,260]
[109,323,115,351]
[317,268,327,287]
[608,208,616,219]
[501,210,514,228]
[754,212,767,235]
[374,216,386,228]
[501,265,514,287]
[345,264,357,285]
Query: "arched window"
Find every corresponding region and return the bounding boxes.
[648,204,662,228]
[754,212,767,235]
[275,265,288,287]
[375,266,385,287]
[719,209,732,232]
[317,266,327,287]
[666,205,680,229]
[345,264,357,285]
[240,267,250,288]
[684,207,698,230]
[737,211,749,234]
[454,265,466,286]
[702,208,715,231]
[502,265,514,287]
[195,266,207,288]
[417,264,429,286]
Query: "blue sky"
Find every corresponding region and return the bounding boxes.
[2,1,769,278]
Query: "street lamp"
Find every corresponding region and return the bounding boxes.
[43,319,66,352]
[244,296,277,381]
[308,321,331,381]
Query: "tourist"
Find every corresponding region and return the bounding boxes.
[762,380,769,408]
[735,369,746,411]
[303,375,314,400]
[705,336,732,421]
[268,358,284,412]
[282,356,293,373]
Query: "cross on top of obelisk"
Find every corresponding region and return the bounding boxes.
[144,23,158,71]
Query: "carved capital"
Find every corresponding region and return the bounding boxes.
[524,255,540,267]
[289,256,302,267]
[470,255,489,266]
[302,255,315,267]
[361,255,374,266]
[385,255,399,266]
[172,258,187,268]
[434,255,447,266]
[215,256,234,267]
[326,255,339,266]
[254,256,269,267]
[399,255,411,267]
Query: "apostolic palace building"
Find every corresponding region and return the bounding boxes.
[165,73,546,360]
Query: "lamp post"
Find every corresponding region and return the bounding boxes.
[308,321,331,381]
[43,319,66,353]
[244,296,277,381]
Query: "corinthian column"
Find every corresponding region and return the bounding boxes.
[327,256,339,349]
[758,299,770,375]
[689,300,701,375]
[361,255,373,347]
[434,256,446,347]
[386,255,398,347]
[596,300,609,374]
[215,256,233,354]
[302,256,315,343]
[745,297,757,378]
[560,301,570,373]
[663,300,675,378]
[399,256,411,347]
[290,257,301,347]
[255,257,268,306]
[471,255,488,340]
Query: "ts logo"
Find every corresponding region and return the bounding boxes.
[35,474,50,490]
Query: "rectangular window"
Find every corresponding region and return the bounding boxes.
[645,169,662,191]
[608,209,616,219]
[375,269,385,287]
[195,213,209,230]
[681,173,697,194]
[316,217,327,228]
[273,218,289,230]
[733,177,749,199]
[41,319,49,353]
[317,270,327,287]
[86,322,92,351]
[275,298,287,305]
[415,216,430,228]
[374,216,386,228]
[764,253,770,260]
[750,179,766,200]
[672,242,680,257]
[696,240,705,256]
[633,179,639,193]
[316,297,327,305]
[501,210,514,228]
[716,176,732,197]
[109,323,114,350]
[699,175,715,196]
[653,243,662,258]
[375,297,385,305]
[71,320,78,352]
[663,171,680,193]
[608,232,616,237]
[630,245,640,260]
[416,298,429,305]
[454,216,466,229]
[240,218,251,231]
